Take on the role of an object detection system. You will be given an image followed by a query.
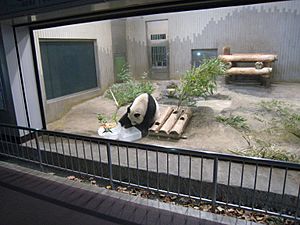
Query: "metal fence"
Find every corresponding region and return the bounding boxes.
[0,123,299,221]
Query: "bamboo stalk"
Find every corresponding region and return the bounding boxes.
[109,89,119,108]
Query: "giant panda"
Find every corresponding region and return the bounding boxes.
[119,93,160,137]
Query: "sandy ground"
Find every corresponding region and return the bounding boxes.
[48,80,300,155]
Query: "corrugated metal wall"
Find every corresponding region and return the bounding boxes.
[126,0,300,81]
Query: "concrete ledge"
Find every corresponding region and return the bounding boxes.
[0,160,259,225]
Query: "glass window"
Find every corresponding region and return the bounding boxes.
[151,46,167,67]
[191,49,218,67]
[40,40,98,100]
[150,34,166,40]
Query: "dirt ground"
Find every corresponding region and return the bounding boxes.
[48,80,300,156]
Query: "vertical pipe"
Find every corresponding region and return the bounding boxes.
[167,152,169,193]
[34,129,43,170]
[295,184,300,220]
[41,133,47,164]
[97,141,103,177]
[47,134,54,165]
[82,140,88,173]
[67,137,74,171]
[252,163,258,209]
[188,155,192,197]
[146,148,149,189]
[226,161,232,205]
[239,161,245,207]
[60,136,67,169]
[117,145,121,181]
[200,157,203,200]
[177,153,180,196]
[136,148,140,187]
[280,168,288,216]
[126,146,130,184]
[266,166,273,213]
[212,157,218,210]
[156,149,159,191]
[106,142,114,189]
[89,140,95,175]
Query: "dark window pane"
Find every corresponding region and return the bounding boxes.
[151,34,166,40]
[151,46,167,67]
[191,49,218,68]
[40,40,98,100]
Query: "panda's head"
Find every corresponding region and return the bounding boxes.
[127,93,148,125]
[127,105,145,125]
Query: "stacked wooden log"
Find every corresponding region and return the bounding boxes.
[149,107,192,139]
[218,47,277,87]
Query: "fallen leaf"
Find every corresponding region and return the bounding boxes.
[217,206,225,212]
[67,176,75,180]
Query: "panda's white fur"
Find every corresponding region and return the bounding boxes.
[128,93,160,126]
[119,93,160,137]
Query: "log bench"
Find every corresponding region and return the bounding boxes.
[149,107,192,140]
[218,47,277,87]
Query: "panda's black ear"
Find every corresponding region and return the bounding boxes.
[127,103,132,114]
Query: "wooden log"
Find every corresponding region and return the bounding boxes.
[226,67,272,75]
[169,108,193,139]
[218,54,278,62]
[149,107,173,134]
[223,46,230,55]
[159,108,184,135]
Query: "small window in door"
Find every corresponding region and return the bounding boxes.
[150,34,166,40]
[191,49,218,68]
[151,46,167,67]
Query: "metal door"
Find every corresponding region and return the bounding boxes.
[146,20,169,80]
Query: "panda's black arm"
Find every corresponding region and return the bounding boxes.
[119,114,132,128]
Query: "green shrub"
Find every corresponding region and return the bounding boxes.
[117,64,132,83]
[177,58,226,107]
[106,80,154,107]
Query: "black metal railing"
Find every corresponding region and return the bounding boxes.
[0,123,299,221]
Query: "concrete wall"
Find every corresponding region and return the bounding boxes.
[34,21,114,123]
[126,0,300,81]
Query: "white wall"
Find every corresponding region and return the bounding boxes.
[126,1,300,81]
[34,20,114,123]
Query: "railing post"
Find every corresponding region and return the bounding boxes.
[34,129,43,171]
[106,142,114,189]
[212,157,218,211]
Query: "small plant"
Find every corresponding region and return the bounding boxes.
[216,115,249,131]
[97,114,108,124]
[259,100,300,138]
[97,89,121,133]
[229,139,300,163]
[176,58,226,108]
[117,64,132,83]
[106,78,154,107]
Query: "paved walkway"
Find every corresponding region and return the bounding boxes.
[0,161,254,225]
